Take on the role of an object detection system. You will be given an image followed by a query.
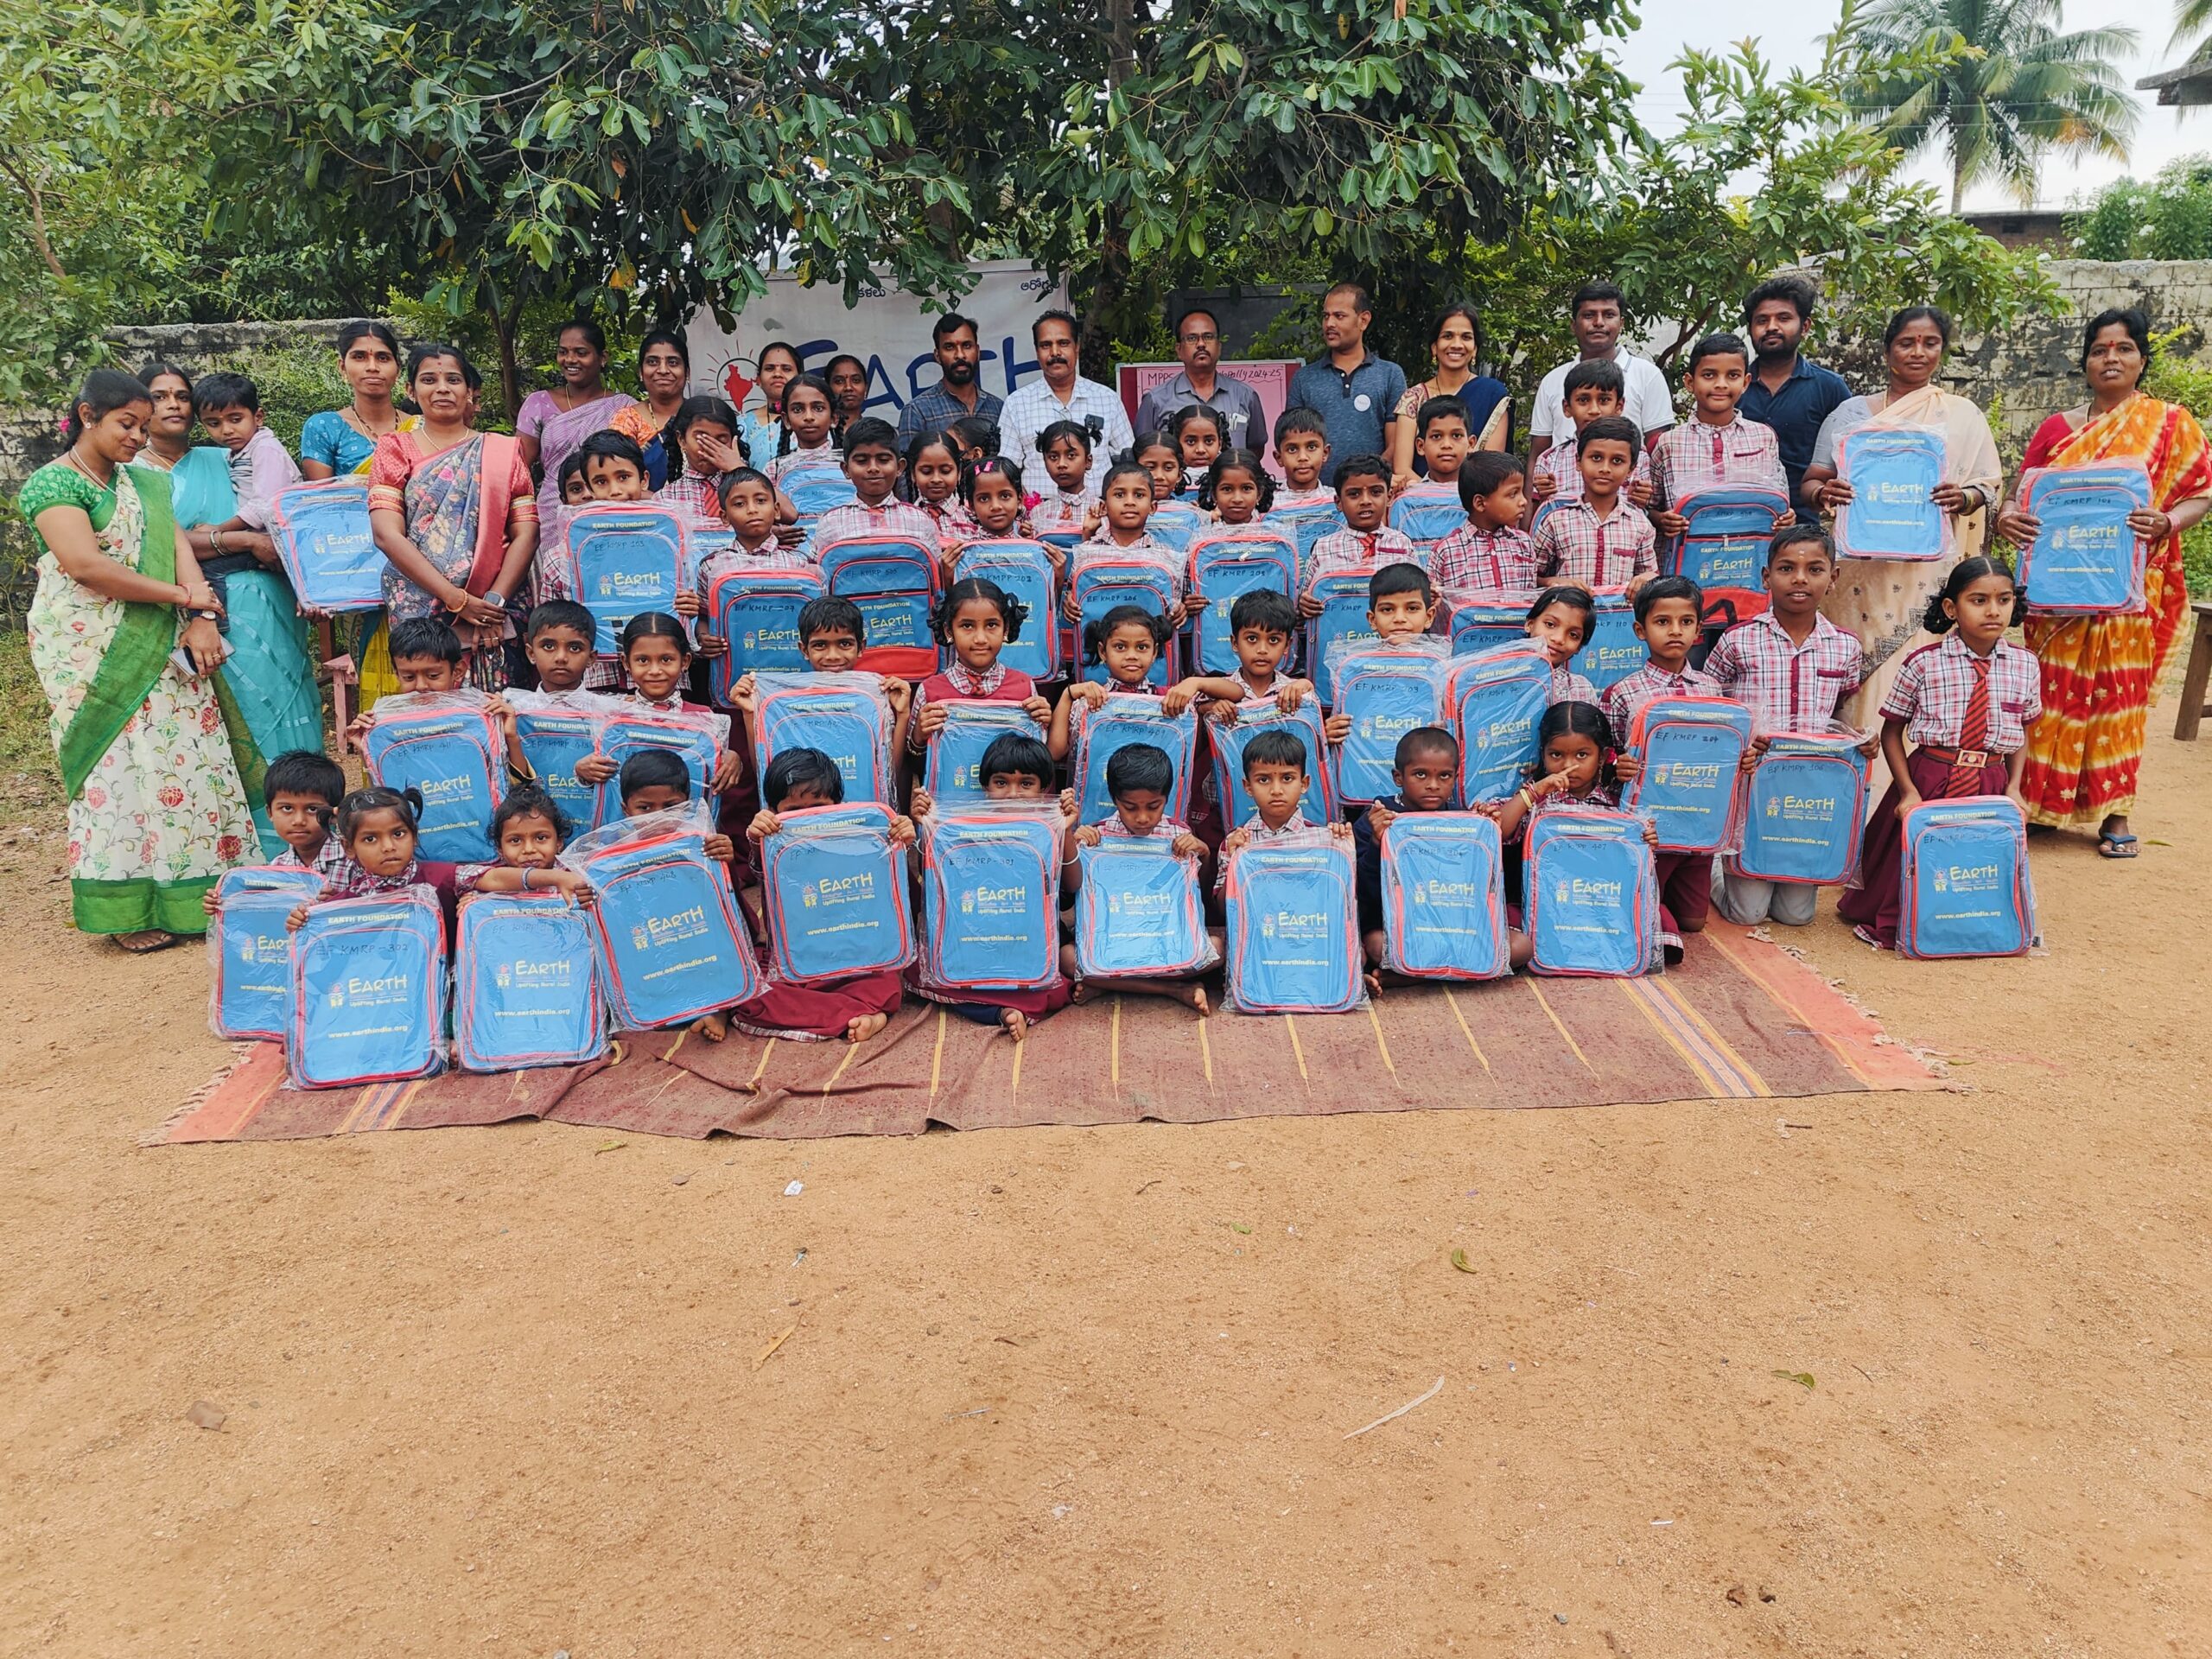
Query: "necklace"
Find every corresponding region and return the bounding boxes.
[62,448,112,488]
[346,401,400,440]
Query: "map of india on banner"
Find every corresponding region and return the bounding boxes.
[685,261,1069,421]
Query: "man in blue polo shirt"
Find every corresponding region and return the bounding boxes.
[1737,276,1853,507]
[1287,282,1407,485]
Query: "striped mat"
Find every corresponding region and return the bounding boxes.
[149,922,1937,1145]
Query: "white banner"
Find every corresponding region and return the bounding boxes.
[685,259,1070,422]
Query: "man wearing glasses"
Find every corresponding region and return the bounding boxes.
[1287,282,1408,485]
[1134,305,1270,455]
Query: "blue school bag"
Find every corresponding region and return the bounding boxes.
[1569,588,1642,692]
[2020,463,2152,615]
[1389,482,1468,550]
[1147,499,1203,554]
[1304,569,1381,705]
[817,534,939,678]
[1186,528,1300,676]
[1272,502,1345,571]
[1671,487,1788,628]
[1899,796,2035,960]
[921,810,1063,991]
[512,706,607,834]
[454,893,606,1071]
[1210,697,1333,830]
[925,700,1044,808]
[760,804,915,985]
[953,538,1060,681]
[1442,645,1551,804]
[1329,648,1446,807]
[1380,813,1510,981]
[1074,839,1209,978]
[573,823,760,1027]
[1074,559,1179,688]
[1524,807,1657,977]
[1835,427,1948,560]
[563,504,693,657]
[597,712,721,825]
[1448,595,1534,659]
[706,565,823,702]
[753,675,892,805]
[1224,837,1361,1014]
[1736,732,1868,885]
[1073,694,1198,823]
[780,464,858,525]
[362,696,505,861]
[207,866,327,1041]
[1618,695,1754,855]
[270,481,381,613]
[286,889,448,1090]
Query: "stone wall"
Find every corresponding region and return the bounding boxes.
[1945,260,2212,448]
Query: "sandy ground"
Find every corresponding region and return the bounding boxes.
[3,729,2208,1659]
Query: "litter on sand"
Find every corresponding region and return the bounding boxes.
[185,1400,226,1430]
[755,1322,799,1370]
[1343,1375,1446,1440]
[784,1179,804,1197]
[1449,1248,1476,1273]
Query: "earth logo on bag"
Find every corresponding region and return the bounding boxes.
[1933,868,1948,893]
[1261,911,1278,938]
[1554,878,1573,905]
[327,983,345,1008]
[802,887,818,908]
[961,887,976,915]
[632,923,651,950]
[1766,796,1782,818]
[1107,889,1122,914]
[238,935,262,963]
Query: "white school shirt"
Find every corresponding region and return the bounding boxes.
[1528,347,1676,447]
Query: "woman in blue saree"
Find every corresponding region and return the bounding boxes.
[136,362,324,856]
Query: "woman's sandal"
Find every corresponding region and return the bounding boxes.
[2097,832,2139,860]
[114,930,178,955]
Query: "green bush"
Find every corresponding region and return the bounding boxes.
[2145,333,2212,598]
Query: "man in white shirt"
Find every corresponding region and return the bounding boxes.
[1526,281,1675,455]
[999,308,1133,493]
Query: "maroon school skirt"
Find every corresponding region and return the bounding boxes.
[1835,747,2009,948]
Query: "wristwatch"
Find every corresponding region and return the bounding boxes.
[482,589,506,608]
[195,609,221,621]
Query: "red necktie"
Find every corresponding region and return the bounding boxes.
[1359,533,1377,564]
[1944,658,1992,798]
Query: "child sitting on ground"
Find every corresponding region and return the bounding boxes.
[201,749,350,916]
[1353,725,1463,988]
[1065,742,1217,1014]
[1300,454,1419,602]
[1534,416,1657,594]
[455,784,596,903]
[285,785,461,934]
[1430,451,1537,595]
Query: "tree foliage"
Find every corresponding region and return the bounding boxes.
[2069,156,2212,262]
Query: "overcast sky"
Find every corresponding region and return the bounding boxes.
[1621,0,2206,209]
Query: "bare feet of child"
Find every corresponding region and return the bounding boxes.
[690,1009,729,1042]
[846,1011,889,1043]
[1363,969,1383,1000]
[1000,1007,1031,1042]
[1182,983,1210,1015]
[1070,979,1091,1006]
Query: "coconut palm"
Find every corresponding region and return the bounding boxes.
[1842,0,2140,210]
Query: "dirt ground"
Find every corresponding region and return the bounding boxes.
[3,728,2207,1659]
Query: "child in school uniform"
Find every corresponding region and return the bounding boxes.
[1216,729,1354,899]
[1050,607,1208,757]
[1169,404,1229,494]
[950,456,1033,556]
[1430,451,1539,595]
[200,749,351,918]
[811,416,940,548]
[690,467,815,677]
[1704,525,1871,928]
[902,576,1056,760]
[1319,563,1441,756]
[1270,408,1337,514]
[1522,587,1603,706]
[1300,454,1418,603]
[284,785,462,936]
[906,731,1080,1042]
[760,373,840,485]
[1199,588,1316,715]
[1353,725,1463,988]
[1030,420,1101,542]
[454,784,596,903]
[902,432,979,553]
[654,396,748,524]
[1065,741,1217,1014]
[1132,431,1186,507]
[1836,557,2038,951]
[1527,359,1653,514]
[1198,448,1273,527]
[1060,460,1200,650]
[1534,416,1657,594]
[1643,334,1791,543]
[350,617,531,785]
[1408,397,1471,493]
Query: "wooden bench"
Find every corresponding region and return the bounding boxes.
[2178,601,2212,740]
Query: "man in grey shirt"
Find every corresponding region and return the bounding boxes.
[1134,304,1270,455]
[1287,282,1407,484]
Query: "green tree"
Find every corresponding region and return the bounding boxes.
[2068,156,2212,260]
[1841,0,2139,211]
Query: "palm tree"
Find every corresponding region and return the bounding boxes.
[1841,0,2140,210]
[2171,0,2212,74]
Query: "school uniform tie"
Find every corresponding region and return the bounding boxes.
[1943,657,1993,798]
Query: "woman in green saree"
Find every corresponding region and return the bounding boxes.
[21,371,256,950]
[134,361,325,857]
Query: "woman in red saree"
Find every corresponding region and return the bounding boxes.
[1996,309,2212,857]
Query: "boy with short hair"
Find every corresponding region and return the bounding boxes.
[1217,729,1353,893]
[1645,334,1790,543]
[1411,397,1472,490]
[813,416,938,547]
[1534,416,1658,593]
[1030,419,1100,540]
[353,614,531,779]
[1320,562,1438,747]
[1430,451,1537,594]
[1528,359,1650,512]
[1206,589,1315,711]
[577,429,651,500]
[192,371,301,531]
[520,599,623,785]
[1352,725,1462,984]
[1066,742,1216,1013]
[1702,524,1870,928]
[202,748,350,915]
[1271,407,1336,512]
[1300,454,1418,605]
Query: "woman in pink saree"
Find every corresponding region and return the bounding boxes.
[514,318,641,516]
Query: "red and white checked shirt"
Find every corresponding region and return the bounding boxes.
[1704,611,1862,736]
[1548,664,1600,707]
[1272,487,1337,513]
[657,472,728,523]
[1074,533,1185,595]
[1029,489,1096,537]
[812,499,940,550]
[1532,432,1652,505]
[1533,499,1658,588]
[1647,415,1786,512]
[1882,632,2041,753]
[1096,815,1192,841]
[1217,810,1317,891]
[696,542,813,607]
[1429,523,1538,594]
[1303,524,1420,590]
[1598,662,1723,740]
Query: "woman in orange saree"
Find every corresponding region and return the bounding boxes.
[1997,308,2212,857]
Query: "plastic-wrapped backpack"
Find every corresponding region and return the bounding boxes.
[1073,838,1215,980]
[207,866,327,1041]
[1618,696,1754,855]
[360,691,505,861]
[1898,795,2037,960]
[287,887,448,1090]
[1735,730,1868,886]
[562,811,761,1027]
[1222,829,1363,1014]
[1379,813,1510,981]
[1834,426,1948,561]
[454,893,606,1071]
[918,803,1065,995]
[1523,806,1658,977]
[759,804,916,985]
[1072,694,1198,824]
